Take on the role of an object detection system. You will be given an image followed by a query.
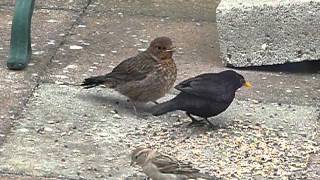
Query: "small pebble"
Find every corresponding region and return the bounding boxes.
[44,127,53,132]
[17,128,29,133]
[100,119,107,122]
[261,43,267,50]
[97,54,105,57]
[47,19,58,23]
[113,114,121,119]
[110,110,117,114]
[69,45,83,50]
[138,48,147,52]
[252,99,260,104]
[139,39,148,43]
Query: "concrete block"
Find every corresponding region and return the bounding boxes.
[217,0,320,67]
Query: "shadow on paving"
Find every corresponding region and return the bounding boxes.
[78,92,154,114]
[230,61,320,74]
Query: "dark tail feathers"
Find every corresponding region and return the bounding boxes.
[152,99,178,116]
[81,75,107,89]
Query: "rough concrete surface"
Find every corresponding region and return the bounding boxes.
[217,0,320,67]
[0,84,319,179]
[0,0,320,179]
[0,6,77,144]
[0,0,89,11]
[87,0,219,21]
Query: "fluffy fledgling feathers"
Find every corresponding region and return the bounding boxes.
[81,37,177,103]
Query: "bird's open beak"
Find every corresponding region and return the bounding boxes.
[243,81,252,88]
[165,46,176,52]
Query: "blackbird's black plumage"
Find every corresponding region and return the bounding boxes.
[152,70,252,126]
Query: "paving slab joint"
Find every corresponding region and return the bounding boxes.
[45,0,92,65]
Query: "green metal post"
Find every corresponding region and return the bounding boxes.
[7,0,35,70]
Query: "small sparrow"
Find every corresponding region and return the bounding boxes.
[81,37,177,112]
[152,70,252,127]
[131,147,219,180]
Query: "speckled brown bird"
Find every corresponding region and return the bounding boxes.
[81,37,177,111]
[131,147,219,180]
[152,70,252,127]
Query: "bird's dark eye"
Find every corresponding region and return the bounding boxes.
[157,46,162,50]
[135,155,139,159]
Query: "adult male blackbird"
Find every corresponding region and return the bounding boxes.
[81,37,177,111]
[152,70,252,126]
[130,147,219,180]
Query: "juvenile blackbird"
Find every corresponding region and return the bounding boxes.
[130,147,219,180]
[152,70,252,126]
[81,37,177,111]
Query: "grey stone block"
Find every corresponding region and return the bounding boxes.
[217,1,320,67]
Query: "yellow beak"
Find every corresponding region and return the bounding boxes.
[243,81,252,88]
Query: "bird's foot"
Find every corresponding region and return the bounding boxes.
[129,99,140,115]
[128,100,150,119]
[135,112,149,119]
[186,113,207,127]
[187,120,207,127]
[203,118,221,130]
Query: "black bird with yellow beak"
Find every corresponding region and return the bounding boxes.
[152,70,252,127]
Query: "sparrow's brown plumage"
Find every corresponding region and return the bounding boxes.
[81,37,177,107]
[131,147,219,180]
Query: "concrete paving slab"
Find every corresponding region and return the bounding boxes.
[0,175,56,180]
[44,12,221,83]
[0,0,89,11]
[0,83,318,179]
[0,0,319,179]
[41,8,320,177]
[217,0,320,67]
[0,7,77,144]
[44,11,320,107]
[87,0,220,22]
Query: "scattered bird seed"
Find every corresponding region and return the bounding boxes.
[113,114,122,119]
[286,89,292,93]
[46,19,58,23]
[138,48,147,52]
[69,45,83,50]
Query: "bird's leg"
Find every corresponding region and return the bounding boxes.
[128,99,149,119]
[186,112,206,126]
[129,99,138,115]
[186,112,200,122]
[203,117,218,128]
